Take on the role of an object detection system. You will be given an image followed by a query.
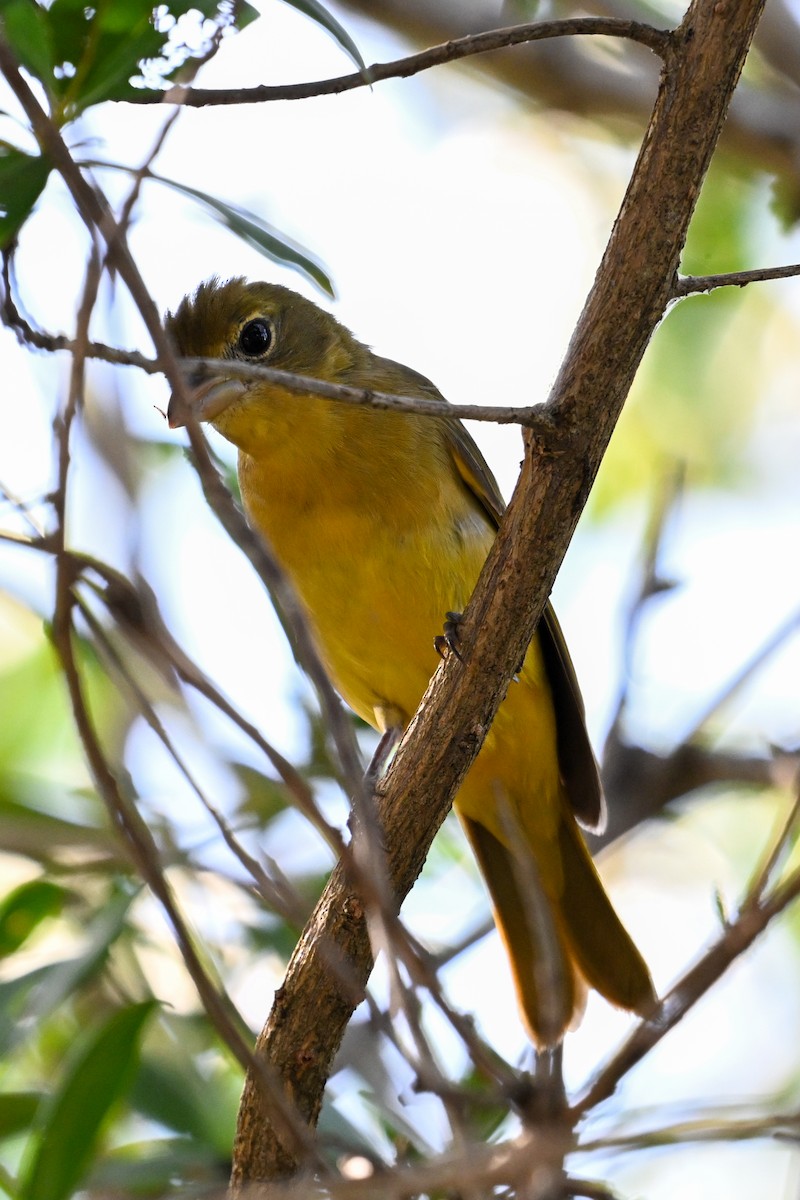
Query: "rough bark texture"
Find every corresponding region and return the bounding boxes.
[230,0,767,1187]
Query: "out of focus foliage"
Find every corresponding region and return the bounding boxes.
[1,0,800,1197]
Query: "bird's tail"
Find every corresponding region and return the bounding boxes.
[460,809,655,1047]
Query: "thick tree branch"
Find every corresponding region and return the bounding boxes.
[230,0,767,1187]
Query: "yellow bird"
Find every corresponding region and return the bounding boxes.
[166,278,655,1046]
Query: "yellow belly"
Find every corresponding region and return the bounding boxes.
[240,445,564,881]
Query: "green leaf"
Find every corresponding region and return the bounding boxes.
[233,0,261,33]
[0,1092,42,1141]
[231,762,290,824]
[85,1136,226,1192]
[0,0,55,84]
[0,885,136,1057]
[0,879,67,957]
[83,158,334,295]
[0,144,50,247]
[154,174,334,296]
[18,1000,157,1200]
[0,788,122,866]
[280,0,367,74]
[45,0,160,111]
[128,1011,240,1155]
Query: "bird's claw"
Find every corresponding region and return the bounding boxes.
[434,610,464,662]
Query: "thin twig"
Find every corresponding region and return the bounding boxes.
[74,591,310,926]
[51,609,326,1166]
[125,19,672,108]
[0,528,345,856]
[42,243,324,1168]
[578,1107,800,1153]
[681,604,800,743]
[604,465,684,744]
[573,863,800,1118]
[168,355,557,432]
[744,767,800,904]
[0,301,558,426]
[674,262,800,296]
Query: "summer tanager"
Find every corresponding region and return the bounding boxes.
[166,277,655,1046]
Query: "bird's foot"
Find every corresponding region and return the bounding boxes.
[434,610,464,662]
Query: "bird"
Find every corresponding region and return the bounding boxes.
[165,277,655,1046]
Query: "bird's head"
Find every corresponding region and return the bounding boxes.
[164,277,361,450]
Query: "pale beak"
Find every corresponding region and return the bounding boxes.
[167,374,247,429]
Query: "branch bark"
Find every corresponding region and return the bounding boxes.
[230,0,767,1188]
[133,18,668,106]
[337,0,800,188]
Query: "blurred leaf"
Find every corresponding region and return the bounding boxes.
[231,762,291,824]
[7,0,258,115]
[681,163,752,276]
[227,0,260,33]
[0,884,136,1056]
[317,1100,384,1161]
[144,174,334,297]
[280,0,367,74]
[87,1136,227,1192]
[459,1066,510,1142]
[247,915,300,960]
[0,1092,42,1141]
[0,621,136,781]
[770,173,800,229]
[46,0,159,111]
[0,787,124,866]
[18,1000,156,1200]
[590,165,766,515]
[0,143,50,247]
[131,1036,236,1155]
[82,158,334,295]
[0,879,68,957]
[0,0,55,83]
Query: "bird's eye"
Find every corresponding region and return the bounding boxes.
[238,318,273,358]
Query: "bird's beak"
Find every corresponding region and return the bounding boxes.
[167,373,247,429]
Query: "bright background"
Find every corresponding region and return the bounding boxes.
[1,2,800,1197]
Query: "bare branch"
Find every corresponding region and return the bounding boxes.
[681,604,800,742]
[168,356,556,430]
[336,0,800,195]
[744,770,800,904]
[127,19,670,108]
[581,1106,800,1153]
[594,739,799,852]
[674,262,800,296]
[573,863,800,1118]
[73,592,311,927]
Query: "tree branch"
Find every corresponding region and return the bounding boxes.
[336,0,800,192]
[573,863,800,1118]
[128,19,670,107]
[230,0,768,1187]
[674,262,800,296]
[594,739,798,853]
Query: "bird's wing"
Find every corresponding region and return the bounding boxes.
[443,416,506,528]
[443,417,606,833]
[537,606,606,832]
